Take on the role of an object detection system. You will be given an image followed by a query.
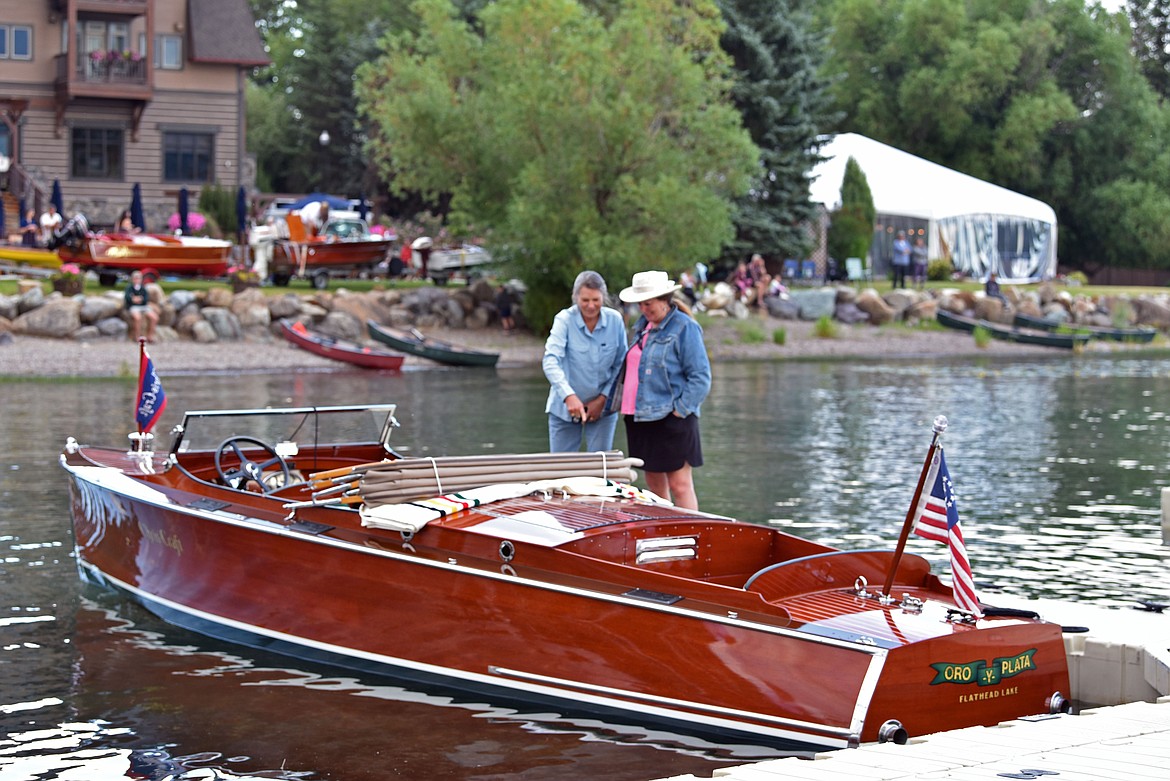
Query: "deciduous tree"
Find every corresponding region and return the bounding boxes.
[358,0,758,330]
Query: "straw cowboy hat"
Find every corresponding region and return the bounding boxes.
[619,270,682,303]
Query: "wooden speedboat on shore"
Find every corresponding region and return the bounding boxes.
[1012,312,1157,344]
[367,320,499,367]
[48,214,231,280]
[280,319,405,371]
[61,402,1073,752]
[937,309,1091,349]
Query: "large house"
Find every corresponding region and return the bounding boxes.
[0,0,267,236]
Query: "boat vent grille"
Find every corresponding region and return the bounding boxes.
[473,495,703,533]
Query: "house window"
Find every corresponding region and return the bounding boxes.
[156,34,182,69]
[71,127,124,180]
[0,24,33,60]
[163,132,214,182]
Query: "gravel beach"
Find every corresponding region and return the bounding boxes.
[1,315,1154,379]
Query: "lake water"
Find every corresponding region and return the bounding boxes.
[3,354,1169,780]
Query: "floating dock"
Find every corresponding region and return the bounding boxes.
[659,598,1169,781]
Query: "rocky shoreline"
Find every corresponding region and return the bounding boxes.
[0,277,1166,378]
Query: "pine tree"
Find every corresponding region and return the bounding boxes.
[1129,0,1170,101]
[717,0,840,263]
[826,157,875,265]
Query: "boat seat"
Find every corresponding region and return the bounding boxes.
[285,214,308,242]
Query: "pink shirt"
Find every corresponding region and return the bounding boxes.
[620,325,652,415]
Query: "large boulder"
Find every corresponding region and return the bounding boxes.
[1132,297,1170,329]
[853,289,894,325]
[881,289,919,320]
[763,296,800,320]
[13,297,81,337]
[0,294,19,321]
[201,307,243,340]
[974,296,1009,323]
[699,282,735,312]
[903,298,938,323]
[318,310,363,341]
[169,289,198,311]
[80,294,124,324]
[204,286,234,308]
[267,293,302,320]
[17,285,45,314]
[788,288,837,321]
[191,319,219,343]
[835,302,870,324]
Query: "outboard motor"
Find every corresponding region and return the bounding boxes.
[46,213,90,251]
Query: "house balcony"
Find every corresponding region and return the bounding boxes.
[51,0,149,17]
[54,52,153,102]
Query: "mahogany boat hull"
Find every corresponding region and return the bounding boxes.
[60,404,1072,752]
[58,234,232,277]
[271,239,390,276]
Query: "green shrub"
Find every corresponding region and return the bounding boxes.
[814,314,838,339]
[927,258,953,281]
[1065,271,1088,286]
[772,327,787,346]
[734,320,765,344]
[973,325,992,348]
[197,184,238,238]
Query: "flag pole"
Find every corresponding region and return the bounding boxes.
[881,414,948,601]
[136,336,146,437]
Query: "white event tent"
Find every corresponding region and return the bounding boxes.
[809,133,1057,282]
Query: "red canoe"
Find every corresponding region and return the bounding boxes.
[61,404,1072,753]
[280,319,404,371]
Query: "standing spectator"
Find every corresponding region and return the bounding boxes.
[495,284,515,333]
[694,260,708,286]
[123,270,158,343]
[891,230,911,289]
[679,268,697,305]
[19,209,39,247]
[911,237,929,288]
[610,270,711,510]
[542,271,627,453]
[39,203,63,246]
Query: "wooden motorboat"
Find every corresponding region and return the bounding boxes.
[271,215,393,289]
[936,309,1091,349]
[61,402,1073,753]
[1013,312,1157,344]
[280,319,405,371]
[367,320,499,367]
[48,214,231,280]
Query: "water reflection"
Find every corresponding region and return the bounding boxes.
[3,355,1170,779]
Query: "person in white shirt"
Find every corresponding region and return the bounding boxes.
[298,201,329,237]
[40,204,63,246]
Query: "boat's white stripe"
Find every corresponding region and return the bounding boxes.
[61,463,892,654]
[79,561,855,748]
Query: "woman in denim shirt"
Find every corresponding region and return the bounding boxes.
[542,271,628,452]
[610,270,711,509]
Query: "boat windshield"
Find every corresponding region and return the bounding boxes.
[172,405,398,454]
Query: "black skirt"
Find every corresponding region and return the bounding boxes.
[624,414,703,472]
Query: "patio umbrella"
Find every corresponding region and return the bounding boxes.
[178,187,189,234]
[358,191,369,222]
[0,195,5,239]
[236,185,247,236]
[130,183,145,232]
[51,179,64,215]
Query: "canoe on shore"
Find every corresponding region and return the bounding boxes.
[367,320,499,367]
[280,319,405,370]
[936,309,1091,349]
[1012,312,1157,343]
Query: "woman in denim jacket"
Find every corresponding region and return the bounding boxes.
[542,271,628,452]
[609,271,711,509]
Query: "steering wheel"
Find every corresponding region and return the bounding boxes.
[214,436,291,493]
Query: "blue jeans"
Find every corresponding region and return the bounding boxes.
[548,413,619,453]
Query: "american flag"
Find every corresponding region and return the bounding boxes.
[913,447,981,615]
[135,348,167,433]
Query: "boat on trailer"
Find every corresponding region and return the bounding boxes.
[48,214,232,282]
[60,403,1072,752]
